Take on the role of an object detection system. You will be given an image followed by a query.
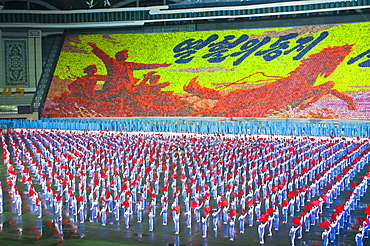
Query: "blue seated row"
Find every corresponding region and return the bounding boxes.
[0,118,369,137]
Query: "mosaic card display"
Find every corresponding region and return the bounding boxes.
[43,22,370,119]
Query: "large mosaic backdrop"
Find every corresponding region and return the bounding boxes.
[42,22,370,119]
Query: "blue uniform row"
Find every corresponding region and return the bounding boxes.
[0,118,369,137]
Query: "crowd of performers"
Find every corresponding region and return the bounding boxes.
[1,129,370,245]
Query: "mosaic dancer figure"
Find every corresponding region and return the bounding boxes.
[362,219,369,238]
[322,228,330,246]
[282,201,288,223]
[248,205,254,227]
[92,199,99,220]
[229,217,235,241]
[185,209,192,228]
[15,191,22,216]
[289,197,295,217]
[222,204,229,224]
[194,201,203,223]
[267,214,273,236]
[289,225,298,246]
[55,199,63,222]
[36,198,42,218]
[101,204,107,226]
[330,221,336,243]
[124,208,131,229]
[148,211,154,232]
[137,201,144,223]
[201,215,209,238]
[273,207,279,230]
[303,210,311,232]
[212,208,221,231]
[78,202,85,223]
[173,212,180,234]
[258,222,267,244]
[160,203,168,225]
[355,231,363,246]
[238,211,247,233]
[255,202,261,221]
[296,223,302,239]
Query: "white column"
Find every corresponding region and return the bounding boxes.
[28,37,35,88]
[28,30,42,89]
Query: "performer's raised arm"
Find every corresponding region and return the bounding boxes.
[87,42,114,65]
